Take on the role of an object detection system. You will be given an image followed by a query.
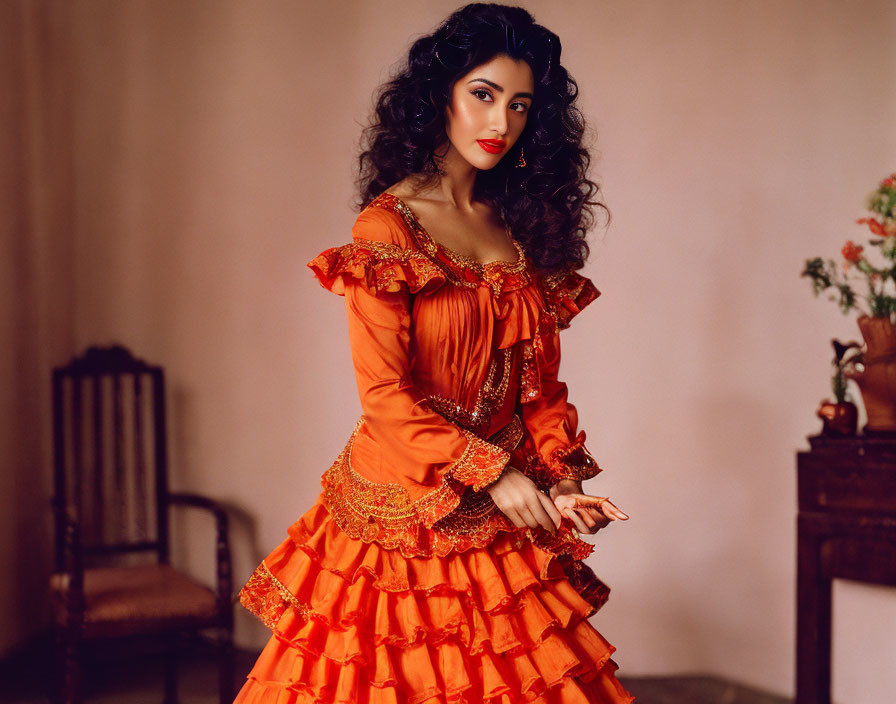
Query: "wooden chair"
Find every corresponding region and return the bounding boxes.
[48,345,234,704]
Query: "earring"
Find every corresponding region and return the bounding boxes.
[516,146,526,168]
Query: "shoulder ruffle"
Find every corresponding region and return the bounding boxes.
[307,238,447,297]
[537,266,601,331]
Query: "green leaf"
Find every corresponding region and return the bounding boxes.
[838,284,856,313]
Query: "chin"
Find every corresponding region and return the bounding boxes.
[467,152,505,171]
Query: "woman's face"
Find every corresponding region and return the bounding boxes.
[443,53,534,170]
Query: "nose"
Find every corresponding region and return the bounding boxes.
[489,104,508,137]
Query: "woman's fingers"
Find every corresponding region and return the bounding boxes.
[577,507,597,528]
[585,507,611,529]
[520,497,559,534]
[536,490,564,529]
[563,507,590,533]
[600,500,629,520]
[488,471,627,535]
[503,507,528,529]
[553,493,630,522]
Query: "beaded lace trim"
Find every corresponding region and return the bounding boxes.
[548,431,602,482]
[370,192,532,296]
[427,347,513,436]
[308,237,447,295]
[320,415,523,557]
[537,265,601,332]
[237,560,312,629]
[319,413,595,559]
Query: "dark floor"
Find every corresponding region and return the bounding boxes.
[0,635,792,704]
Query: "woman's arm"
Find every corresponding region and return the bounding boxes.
[307,208,512,527]
[520,327,602,483]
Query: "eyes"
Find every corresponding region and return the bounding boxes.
[470,88,530,114]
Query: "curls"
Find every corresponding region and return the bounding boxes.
[356,3,608,272]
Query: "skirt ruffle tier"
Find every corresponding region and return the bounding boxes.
[235,497,635,704]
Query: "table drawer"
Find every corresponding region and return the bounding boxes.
[798,459,896,513]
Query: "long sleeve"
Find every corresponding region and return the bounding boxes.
[307,208,511,528]
[344,275,511,495]
[520,266,603,484]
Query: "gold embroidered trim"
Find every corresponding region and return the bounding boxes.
[548,431,602,482]
[449,431,512,492]
[519,340,541,403]
[320,416,526,557]
[537,266,601,332]
[238,560,311,630]
[307,237,447,295]
[370,192,532,297]
[426,347,514,435]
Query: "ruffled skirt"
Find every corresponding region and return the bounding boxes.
[234,496,635,703]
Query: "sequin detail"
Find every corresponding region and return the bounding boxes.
[537,265,601,332]
[238,559,312,630]
[548,431,602,482]
[427,347,513,435]
[307,237,447,296]
[518,338,544,403]
[320,415,594,559]
[320,416,512,556]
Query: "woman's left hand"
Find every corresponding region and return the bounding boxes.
[550,479,629,534]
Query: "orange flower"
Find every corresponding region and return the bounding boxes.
[857,218,887,237]
[842,240,864,263]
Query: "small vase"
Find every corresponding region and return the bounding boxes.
[816,399,858,436]
[844,315,896,432]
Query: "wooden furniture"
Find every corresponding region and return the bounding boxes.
[49,345,234,704]
[796,433,896,704]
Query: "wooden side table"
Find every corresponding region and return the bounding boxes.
[796,434,896,704]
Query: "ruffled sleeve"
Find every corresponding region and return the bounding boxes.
[520,266,603,484]
[539,266,601,332]
[306,207,512,527]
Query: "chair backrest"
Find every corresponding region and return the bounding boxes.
[52,345,171,570]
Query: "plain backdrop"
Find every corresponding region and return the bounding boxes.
[3,1,895,701]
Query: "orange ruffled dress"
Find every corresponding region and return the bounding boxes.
[234,192,635,704]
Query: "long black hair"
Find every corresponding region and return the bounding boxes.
[356,2,607,271]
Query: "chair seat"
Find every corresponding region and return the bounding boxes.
[49,563,219,639]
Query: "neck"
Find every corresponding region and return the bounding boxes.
[431,140,478,212]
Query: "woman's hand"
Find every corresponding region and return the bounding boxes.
[485,466,563,534]
[550,479,629,535]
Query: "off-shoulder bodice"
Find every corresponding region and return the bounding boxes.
[306,192,602,559]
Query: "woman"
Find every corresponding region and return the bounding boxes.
[235,4,634,702]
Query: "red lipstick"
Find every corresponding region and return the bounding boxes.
[477,139,506,154]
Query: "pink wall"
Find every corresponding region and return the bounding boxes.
[4,1,895,700]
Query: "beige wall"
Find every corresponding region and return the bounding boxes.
[4,1,895,700]
[2,0,76,656]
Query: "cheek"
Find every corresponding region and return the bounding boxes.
[447,96,481,136]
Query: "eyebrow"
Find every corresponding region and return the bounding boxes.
[466,77,533,100]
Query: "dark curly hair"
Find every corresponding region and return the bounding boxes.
[355,2,608,272]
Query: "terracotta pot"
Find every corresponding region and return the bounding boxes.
[816,399,858,436]
[844,315,896,432]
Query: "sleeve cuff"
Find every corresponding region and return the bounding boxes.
[548,431,602,482]
[448,430,512,491]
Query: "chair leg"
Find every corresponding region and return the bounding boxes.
[163,634,179,704]
[218,630,235,704]
[56,627,82,704]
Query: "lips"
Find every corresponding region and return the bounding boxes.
[477,139,506,154]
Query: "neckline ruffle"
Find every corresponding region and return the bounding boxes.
[370,192,533,297]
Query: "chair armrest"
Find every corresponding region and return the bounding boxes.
[166,492,233,617]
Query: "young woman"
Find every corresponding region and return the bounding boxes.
[235,4,633,702]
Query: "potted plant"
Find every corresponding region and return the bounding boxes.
[802,173,896,431]
[816,340,861,435]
